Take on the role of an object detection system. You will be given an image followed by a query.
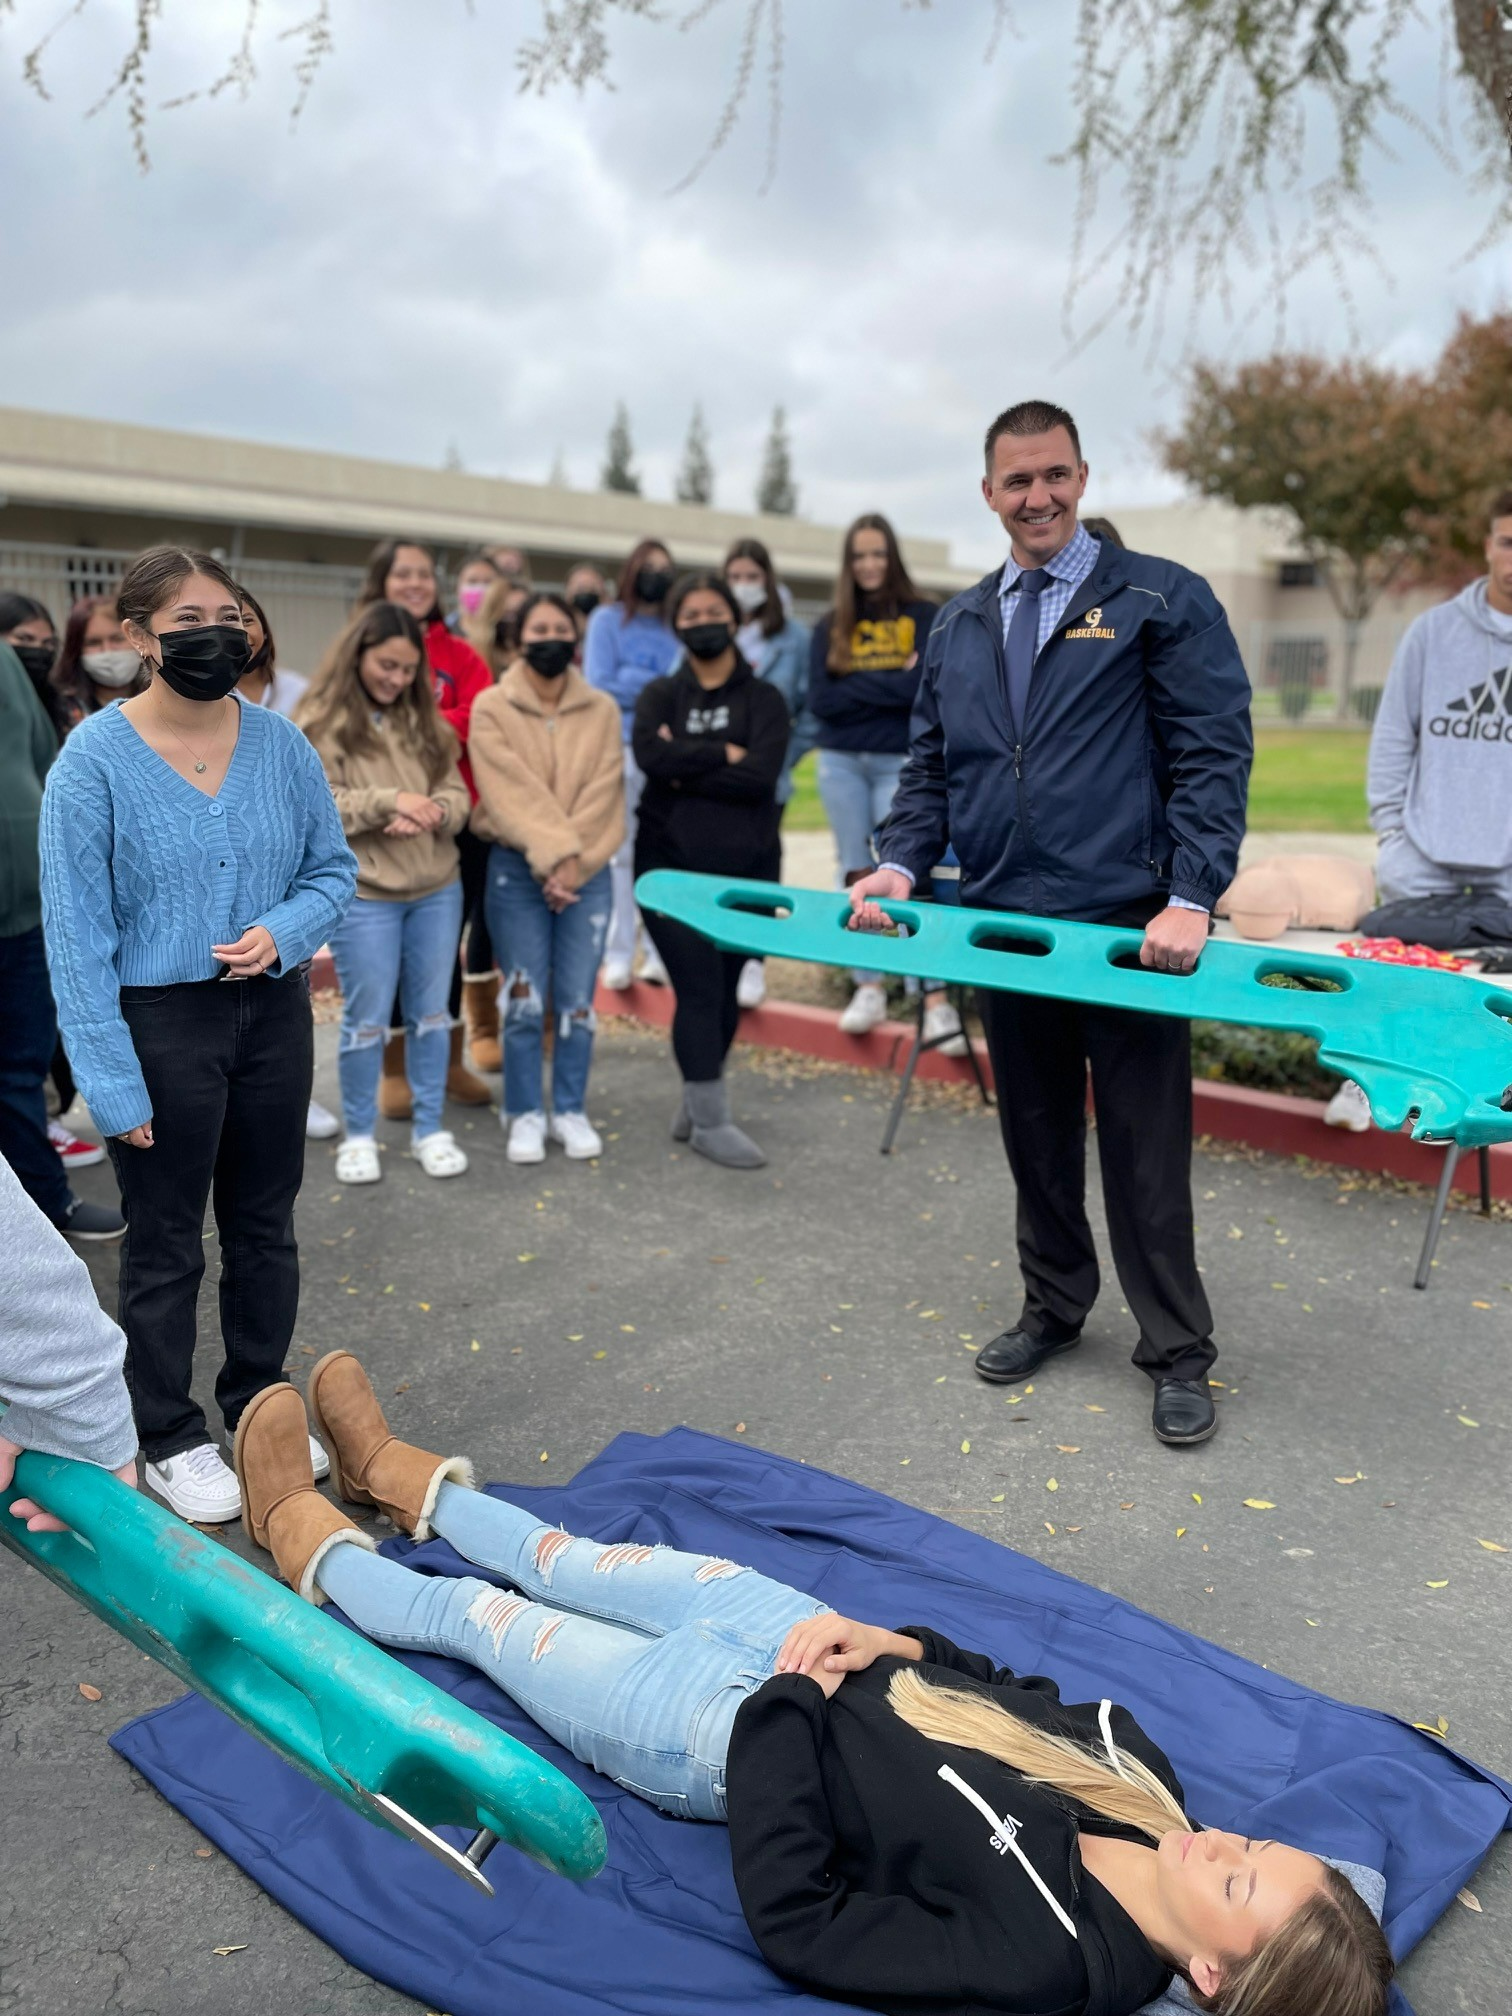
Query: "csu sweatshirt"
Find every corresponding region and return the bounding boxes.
[725,1629,1177,2016]
[1369,578,1512,870]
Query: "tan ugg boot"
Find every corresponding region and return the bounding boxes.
[378,1031,413,1122]
[461,972,503,1072]
[446,1023,492,1107]
[233,1383,375,1604]
[308,1350,474,1540]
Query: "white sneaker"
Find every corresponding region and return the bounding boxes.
[412,1128,469,1178]
[306,1098,340,1140]
[922,1000,968,1058]
[839,982,888,1035]
[638,945,669,986]
[549,1111,603,1159]
[1324,1079,1372,1132]
[335,1136,382,1184]
[507,1110,548,1163]
[222,1430,330,1483]
[736,958,767,1009]
[144,1444,242,1524]
[601,958,633,991]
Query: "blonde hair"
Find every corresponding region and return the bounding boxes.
[886,1669,1392,2016]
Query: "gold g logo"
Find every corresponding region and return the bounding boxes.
[1084,607,1102,628]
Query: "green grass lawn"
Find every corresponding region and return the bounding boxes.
[782,729,1371,835]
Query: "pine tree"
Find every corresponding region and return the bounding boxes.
[756,405,797,515]
[548,446,569,488]
[601,403,641,495]
[675,403,715,506]
[442,437,464,473]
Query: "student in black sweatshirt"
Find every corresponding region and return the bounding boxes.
[237,1367,1393,2016]
[633,572,789,1171]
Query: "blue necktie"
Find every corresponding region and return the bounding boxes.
[1004,567,1049,745]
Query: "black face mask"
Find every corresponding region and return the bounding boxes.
[243,638,273,681]
[155,624,251,703]
[678,621,734,662]
[523,638,575,680]
[12,642,57,694]
[570,589,601,618]
[636,566,673,605]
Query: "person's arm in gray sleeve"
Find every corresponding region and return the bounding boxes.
[1367,619,1424,837]
[0,1154,137,1476]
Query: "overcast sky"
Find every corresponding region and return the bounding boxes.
[2,1,1508,568]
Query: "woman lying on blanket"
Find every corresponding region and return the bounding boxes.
[236,1357,1392,2016]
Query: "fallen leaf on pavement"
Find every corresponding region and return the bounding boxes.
[1044,1522,1056,1535]
[1477,1539,1507,1552]
[1459,1888,1482,1912]
[212,1946,248,1958]
[990,1493,1005,1503]
[1457,1416,1480,1428]
[1084,1404,1106,1413]
[961,1440,971,1454]
[1176,1528,1187,1539]
[1046,1477,1058,1491]
[539,1452,550,1464]
[78,1683,102,1702]
[1191,1492,1202,1505]
[1119,1502,1135,1511]
[195,1847,213,1858]
[1243,1499,1277,1511]
[1411,1715,1450,1736]
[1055,1445,1081,1454]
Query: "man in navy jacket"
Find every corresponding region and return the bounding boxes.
[853,401,1252,1446]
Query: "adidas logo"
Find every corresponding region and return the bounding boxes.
[1430,665,1512,741]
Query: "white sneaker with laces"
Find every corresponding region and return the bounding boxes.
[335,1136,382,1184]
[839,982,888,1035]
[601,957,633,991]
[48,1119,106,1169]
[412,1129,469,1178]
[1323,1078,1372,1132]
[306,1098,340,1140]
[550,1111,603,1159]
[144,1443,243,1524]
[638,944,669,986]
[736,958,767,1009]
[222,1430,330,1482]
[922,1000,969,1058]
[507,1110,548,1163]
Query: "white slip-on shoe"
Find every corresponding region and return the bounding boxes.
[922,1000,969,1058]
[736,958,767,1009]
[1323,1079,1372,1132]
[306,1098,341,1140]
[838,982,888,1035]
[549,1111,603,1159]
[144,1443,243,1524]
[600,958,633,991]
[335,1136,382,1184]
[412,1129,469,1178]
[507,1111,548,1164]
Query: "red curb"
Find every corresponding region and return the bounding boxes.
[311,959,1508,1199]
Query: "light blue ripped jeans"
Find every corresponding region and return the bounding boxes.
[328,881,463,1139]
[316,1483,825,1821]
[484,846,612,1121]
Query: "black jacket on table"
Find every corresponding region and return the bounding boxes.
[631,656,790,882]
[725,1627,1179,2016]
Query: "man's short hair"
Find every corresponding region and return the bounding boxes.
[1489,488,1512,528]
[984,400,1082,473]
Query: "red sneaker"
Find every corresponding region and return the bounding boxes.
[49,1120,106,1170]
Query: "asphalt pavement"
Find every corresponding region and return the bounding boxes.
[3,1018,1509,2015]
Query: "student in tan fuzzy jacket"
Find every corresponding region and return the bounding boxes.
[468,590,625,1166]
[296,602,472,1187]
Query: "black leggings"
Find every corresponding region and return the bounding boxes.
[641,911,745,1083]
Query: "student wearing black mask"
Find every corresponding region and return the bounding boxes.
[585,539,682,990]
[38,545,356,1528]
[0,594,69,741]
[633,573,789,1169]
[564,562,609,625]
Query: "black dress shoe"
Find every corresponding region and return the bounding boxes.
[973,1327,1081,1385]
[1152,1377,1218,1445]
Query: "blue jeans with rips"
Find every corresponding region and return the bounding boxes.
[484,846,611,1120]
[328,881,463,1139]
[316,1485,824,1821]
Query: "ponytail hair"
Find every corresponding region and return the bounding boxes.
[887,1670,1392,2016]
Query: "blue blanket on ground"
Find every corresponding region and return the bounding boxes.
[112,1429,1509,2016]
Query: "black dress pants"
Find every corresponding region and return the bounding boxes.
[978,988,1215,1383]
[640,911,745,1084]
[107,970,312,1461]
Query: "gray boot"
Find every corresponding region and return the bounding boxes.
[671,1089,691,1142]
[683,1078,766,1169]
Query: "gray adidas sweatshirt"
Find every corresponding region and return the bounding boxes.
[0,1154,136,1469]
[1368,579,1512,870]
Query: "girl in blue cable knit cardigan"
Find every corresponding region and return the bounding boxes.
[38,545,356,1527]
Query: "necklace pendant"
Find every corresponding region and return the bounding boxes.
[194,760,207,774]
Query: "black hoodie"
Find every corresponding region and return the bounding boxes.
[631,654,790,882]
[725,1628,1180,2016]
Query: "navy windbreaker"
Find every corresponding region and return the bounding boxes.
[878,541,1253,921]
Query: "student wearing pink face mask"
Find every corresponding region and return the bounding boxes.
[449,553,501,637]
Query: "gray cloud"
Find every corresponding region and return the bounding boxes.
[0,0,1504,570]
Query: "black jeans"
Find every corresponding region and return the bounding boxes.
[107,971,313,1461]
[978,987,1215,1384]
[640,911,745,1084]
[0,925,70,1225]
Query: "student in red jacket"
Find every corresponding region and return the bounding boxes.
[354,539,493,1109]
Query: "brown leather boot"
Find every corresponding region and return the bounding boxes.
[233,1383,374,1604]
[446,1022,492,1107]
[378,1031,413,1122]
[461,972,503,1072]
[308,1350,474,1540]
